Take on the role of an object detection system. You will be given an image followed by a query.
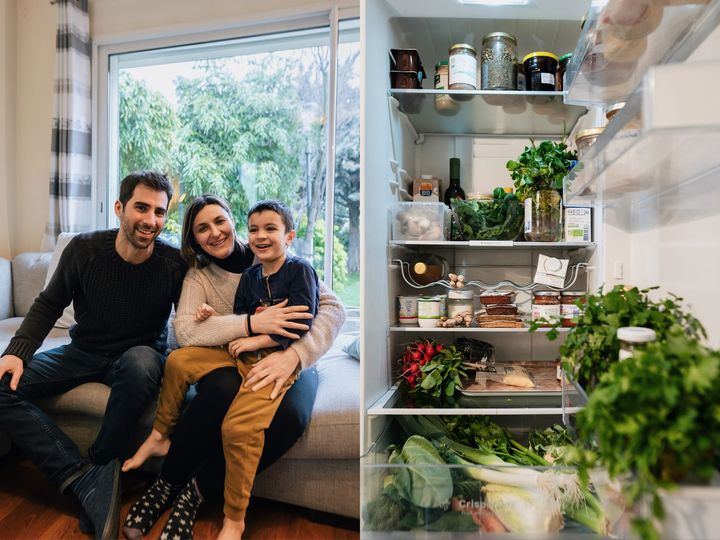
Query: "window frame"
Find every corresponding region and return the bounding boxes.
[93,6,359,288]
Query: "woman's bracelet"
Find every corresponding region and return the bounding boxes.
[246,314,257,337]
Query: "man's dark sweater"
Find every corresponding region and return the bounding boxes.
[233,255,319,350]
[3,230,187,363]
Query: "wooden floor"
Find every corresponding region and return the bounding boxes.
[0,451,359,539]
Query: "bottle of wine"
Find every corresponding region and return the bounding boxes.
[444,157,466,206]
[409,254,448,286]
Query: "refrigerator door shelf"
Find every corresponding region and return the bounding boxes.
[564,0,720,107]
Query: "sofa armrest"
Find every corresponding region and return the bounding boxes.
[0,258,11,319]
[11,252,51,317]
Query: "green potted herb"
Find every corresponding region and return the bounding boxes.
[506,139,576,242]
[578,328,720,540]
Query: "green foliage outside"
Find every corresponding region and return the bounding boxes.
[118,48,360,306]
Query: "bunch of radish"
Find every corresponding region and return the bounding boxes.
[398,339,443,389]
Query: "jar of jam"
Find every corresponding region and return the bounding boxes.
[449,43,477,93]
[532,291,560,326]
[523,51,559,91]
[560,291,586,327]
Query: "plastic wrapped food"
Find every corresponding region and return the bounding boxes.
[451,190,523,241]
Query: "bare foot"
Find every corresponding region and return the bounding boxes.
[217,517,245,540]
[122,429,170,472]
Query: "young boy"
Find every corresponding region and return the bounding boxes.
[123,199,318,539]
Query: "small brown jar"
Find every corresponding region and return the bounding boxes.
[532,291,560,326]
[560,291,586,327]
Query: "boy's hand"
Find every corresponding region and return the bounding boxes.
[228,338,247,359]
[195,303,217,322]
[0,355,24,391]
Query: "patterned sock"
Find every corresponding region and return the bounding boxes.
[123,476,180,539]
[160,478,203,540]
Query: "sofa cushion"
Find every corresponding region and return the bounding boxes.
[284,348,359,461]
[42,233,77,329]
[11,252,51,317]
[0,258,11,320]
[0,317,71,355]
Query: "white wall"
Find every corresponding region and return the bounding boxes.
[0,0,18,259]
[5,0,357,256]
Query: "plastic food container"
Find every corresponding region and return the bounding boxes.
[451,196,524,241]
[390,48,422,71]
[390,70,422,89]
[523,51,558,91]
[390,202,450,241]
[575,127,605,158]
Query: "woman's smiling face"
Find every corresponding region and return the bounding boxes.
[192,203,235,259]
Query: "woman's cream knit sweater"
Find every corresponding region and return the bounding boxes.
[173,263,345,369]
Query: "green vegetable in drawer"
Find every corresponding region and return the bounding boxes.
[451,190,523,241]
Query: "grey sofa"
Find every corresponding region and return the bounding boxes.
[0,252,360,519]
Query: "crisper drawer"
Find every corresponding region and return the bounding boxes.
[361,417,606,538]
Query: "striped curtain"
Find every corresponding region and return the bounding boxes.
[43,0,92,250]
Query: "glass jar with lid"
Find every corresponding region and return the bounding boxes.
[575,127,605,158]
[481,32,517,90]
[532,291,561,326]
[523,51,558,91]
[447,289,474,319]
[449,43,477,95]
[617,327,656,361]
[434,60,459,115]
[560,291,586,327]
[556,52,572,91]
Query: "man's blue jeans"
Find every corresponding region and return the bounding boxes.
[0,342,164,491]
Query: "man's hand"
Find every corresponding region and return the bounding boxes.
[0,355,24,391]
[195,303,217,322]
[244,348,300,399]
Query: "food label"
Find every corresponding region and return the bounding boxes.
[541,72,555,85]
[434,70,448,90]
[561,303,582,320]
[532,303,560,323]
[524,198,532,233]
[449,55,477,87]
[418,297,441,319]
[564,207,591,242]
[397,296,419,324]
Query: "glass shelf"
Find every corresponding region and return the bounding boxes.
[564,0,720,107]
[388,89,586,137]
[389,325,570,334]
[389,240,595,250]
[366,383,581,417]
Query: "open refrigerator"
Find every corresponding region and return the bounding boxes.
[359,0,720,537]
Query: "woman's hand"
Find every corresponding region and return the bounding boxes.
[195,303,217,322]
[244,348,300,399]
[249,299,313,339]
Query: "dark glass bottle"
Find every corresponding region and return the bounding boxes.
[444,157,466,206]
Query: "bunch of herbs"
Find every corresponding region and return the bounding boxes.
[577,327,720,540]
[506,139,576,201]
[451,187,523,241]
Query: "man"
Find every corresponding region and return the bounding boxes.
[0,171,186,539]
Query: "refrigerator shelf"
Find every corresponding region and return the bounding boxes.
[564,0,720,107]
[366,382,581,417]
[564,60,720,214]
[389,240,595,250]
[389,325,570,334]
[388,90,586,137]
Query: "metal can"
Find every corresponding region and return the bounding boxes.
[449,43,477,91]
[481,32,517,90]
[532,291,561,326]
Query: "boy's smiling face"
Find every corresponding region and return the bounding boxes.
[247,210,295,266]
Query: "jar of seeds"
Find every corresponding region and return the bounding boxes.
[481,32,517,90]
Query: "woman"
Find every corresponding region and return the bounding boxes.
[123,194,345,539]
